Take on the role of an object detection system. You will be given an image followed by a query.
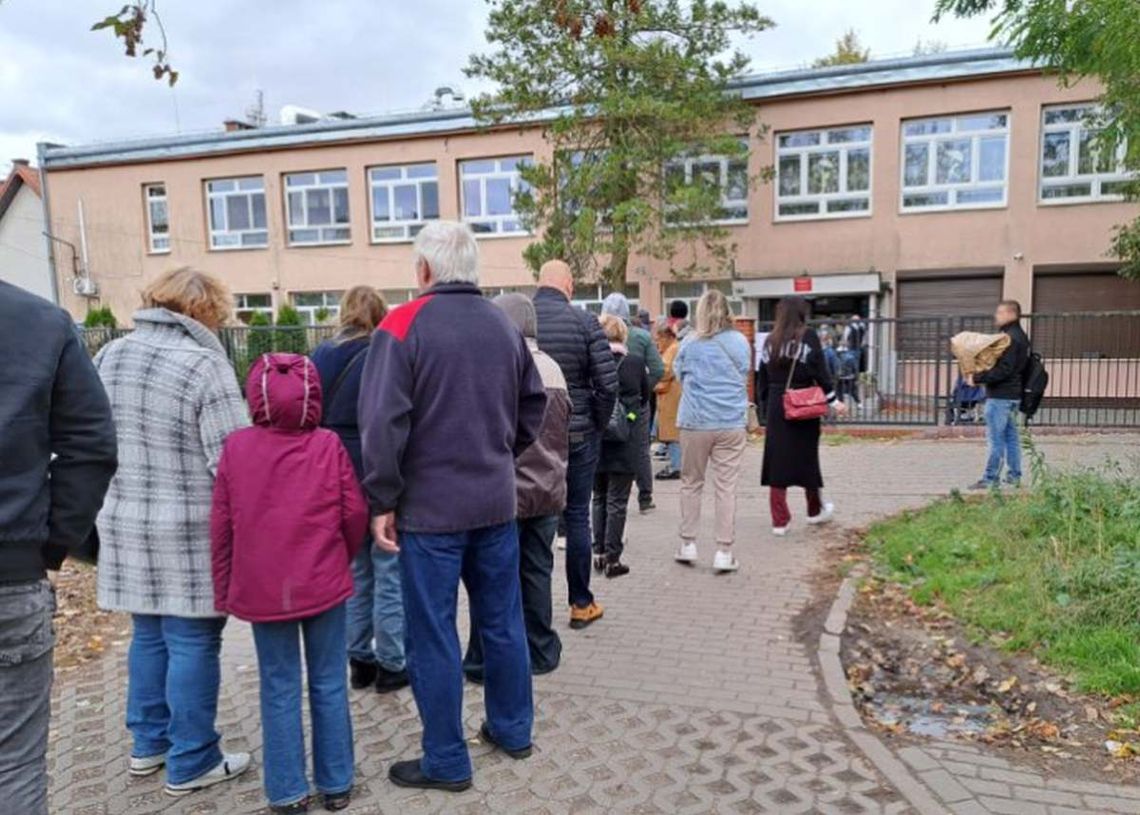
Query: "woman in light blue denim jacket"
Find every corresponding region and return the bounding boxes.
[671,290,751,574]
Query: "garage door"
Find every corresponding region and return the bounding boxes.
[1033,271,1140,357]
[896,275,1003,356]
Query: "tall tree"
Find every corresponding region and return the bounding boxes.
[934,0,1140,279]
[812,29,871,68]
[466,0,773,289]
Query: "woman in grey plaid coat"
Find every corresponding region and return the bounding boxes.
[94,268,252,797]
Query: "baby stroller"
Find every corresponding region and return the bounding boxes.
[946,375,985,425]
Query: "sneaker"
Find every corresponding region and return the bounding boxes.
[1003,478,1022,489]
[772,526,789,537]
[604,561,630,579]
[129,752,168,777]
[349,659,378,690]
[713,549,739,573]
[323,791,352,811]
[375,665,410,694]
[806,502,835,526]
[165,752,251,797]
[271,798,310,815]
[968,479,997,491]
[655,467,680,481]
[569,601,604,630]
[674,541,698,564]
[639,498,656,513]
[388,759,472,792]
[478,721,533,760]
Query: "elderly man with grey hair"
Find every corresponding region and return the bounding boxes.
[359,221,547,791]
[600,292,664,513]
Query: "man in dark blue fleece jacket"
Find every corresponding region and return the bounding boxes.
[358,221,546,792]
[0,280,117,814]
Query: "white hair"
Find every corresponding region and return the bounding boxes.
[412,220,480,285]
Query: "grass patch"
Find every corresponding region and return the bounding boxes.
[866,454,1140,695]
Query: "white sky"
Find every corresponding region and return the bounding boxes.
[0,1,996,173]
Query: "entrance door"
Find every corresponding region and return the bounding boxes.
[754,294,869,324]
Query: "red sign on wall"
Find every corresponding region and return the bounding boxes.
[793,277,813,293]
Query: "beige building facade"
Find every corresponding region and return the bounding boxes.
[38,48,1140,327]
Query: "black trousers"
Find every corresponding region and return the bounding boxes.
[633,409,653,504]
[463,515,562,677]
[591,471,634,562]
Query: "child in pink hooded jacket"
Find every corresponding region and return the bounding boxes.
[210,353,367,814]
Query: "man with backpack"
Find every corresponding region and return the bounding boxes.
[966,300,1031,489]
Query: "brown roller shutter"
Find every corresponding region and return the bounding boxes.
[1032,272,1140,357]
[896,275,1002,356]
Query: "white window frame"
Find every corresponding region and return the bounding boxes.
[206,176,269,250]
[900,111,1011,213]
[284,170,352,246]
[368,163,440,243]
[661,280,743,317]
[459,156,530,236]
[571,284,641,316]
[144,183,170,253]
[1039,103,1131,205]
[775,125,872,221]
[664,140,750,225]
[291,290,344,325]
[234,293,274,323]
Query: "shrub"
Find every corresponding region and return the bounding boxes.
[83,306,117,329]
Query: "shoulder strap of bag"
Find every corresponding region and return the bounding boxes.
[785,334,805,390]
[325,345,369,408]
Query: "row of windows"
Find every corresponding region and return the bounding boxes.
[142,103,1131,255]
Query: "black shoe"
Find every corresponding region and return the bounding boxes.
[605,561,630,579]
[375,666,410,694]
[639,499,655,513]
[388,759,472,792]
[479,721,533,760]
[655,468,680,481]
[592,554,606,573]
[464,670,485,685]
[271,798,310,814]
[322,791,351,812]
[349,659,377,690]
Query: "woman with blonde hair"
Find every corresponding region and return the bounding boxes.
[671,289,751,573]
[310,287,410,694]
[94,267,252,795]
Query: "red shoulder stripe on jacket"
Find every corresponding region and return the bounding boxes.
[378,294,435,342]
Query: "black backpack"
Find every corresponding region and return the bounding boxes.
[604,398,635,443]
[1020,351,1049,421]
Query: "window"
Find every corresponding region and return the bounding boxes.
[1040,104,1131,203]
[661,280,743,317]
[484,285,538,300]
[900,112,1009,211]
[284,170,351,245]
[571,283,640,315]
[144,183,170,253]
[292,291,344,324]
[776,126,871,220]
[234,293,273,324]
[379,289,417,306]
[206,177,268,249]
[368,163,440,242]
[460,156,530,234]
[665,143,749,223]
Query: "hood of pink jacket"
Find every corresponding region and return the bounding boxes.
[245,353,322,430]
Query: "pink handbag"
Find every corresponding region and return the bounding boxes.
[782,345,829,421]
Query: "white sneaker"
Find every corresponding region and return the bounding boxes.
[165,752,251,797]
[129,752,168,777]
[555,534,567,551]
[674,541,698,563]
[713,549,739,572]
[806,502,835,526]
[772,526,789,537]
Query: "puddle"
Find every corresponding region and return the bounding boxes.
[866,693,994,739]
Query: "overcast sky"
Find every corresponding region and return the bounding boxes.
[0,1,995,173]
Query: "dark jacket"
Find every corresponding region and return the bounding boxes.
[0,282,117,582]
[211,354,367,623]
[358,283,547,533]
[310,334,371,478]
[517,340,571,519]
[975,322,1030,400]
[534,287,618,438]
[598,348,650,475]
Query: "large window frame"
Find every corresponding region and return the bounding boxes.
[292,290,344,325]
[775,125,872,221]
[206,176,269,250]
[459,155,531,236]
[234,293,273,324]
[1039,103,1131,204]
[571,283,640,316]
[368,163,440,242]
[284,170,351,246]
[900,111,1011,213]
[143,183,170,254]
[661,280,743,317]
[664,141,750,225]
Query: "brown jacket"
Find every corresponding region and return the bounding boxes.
[654,337,681,443]
[517,340,570,519]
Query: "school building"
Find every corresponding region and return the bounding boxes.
[35,47,1140,330]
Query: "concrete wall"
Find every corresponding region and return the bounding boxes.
[0,185,54,302]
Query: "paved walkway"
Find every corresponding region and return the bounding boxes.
[47,435,1140,814]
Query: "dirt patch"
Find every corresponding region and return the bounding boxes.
[842,575,1140,785]
[53,561,129,672]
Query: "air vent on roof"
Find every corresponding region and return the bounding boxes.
[279,105,325,125]
[424,86,466,111]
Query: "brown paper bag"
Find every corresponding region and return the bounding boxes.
[950,331,1011,376]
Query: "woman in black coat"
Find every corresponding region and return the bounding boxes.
[758,296,846,535]
[592,315,649,578]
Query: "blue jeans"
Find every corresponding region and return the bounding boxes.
[401,521,533,782]
[564,435,600,608]
[984,398,1022,483]
[126,615,226,784]
[252,604,354,807]
[667,441,682,471]
[346,539,405,672]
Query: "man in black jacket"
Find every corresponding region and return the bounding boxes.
[967,300,1030,489]
[534,261,618,631]
[0,281,117,813]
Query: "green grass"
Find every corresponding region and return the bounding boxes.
[866,457,1140,696]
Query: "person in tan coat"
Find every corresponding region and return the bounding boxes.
[654,324,682,479]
